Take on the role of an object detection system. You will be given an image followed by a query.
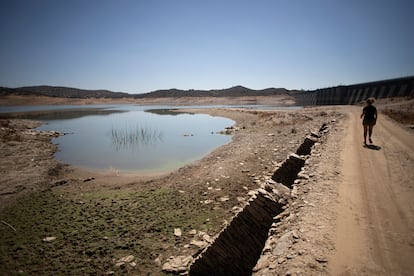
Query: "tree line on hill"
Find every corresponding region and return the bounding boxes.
[0,85,292,99]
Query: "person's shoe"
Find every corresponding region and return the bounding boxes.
[369,138,373,143]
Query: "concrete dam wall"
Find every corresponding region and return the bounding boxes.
[294,76,414,106]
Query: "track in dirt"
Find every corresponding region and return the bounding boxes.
[330,107,414,275]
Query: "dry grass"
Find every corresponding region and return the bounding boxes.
[381,108,414,125]
[377,97,414,125]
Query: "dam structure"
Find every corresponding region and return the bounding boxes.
[293,75,414,106]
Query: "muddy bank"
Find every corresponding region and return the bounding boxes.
[0,119,64,210]
[0,107,342,275]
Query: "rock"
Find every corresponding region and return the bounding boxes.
[291,186,299,198]
[253,255,274,271]
[202,234,213,243]
[315,256,328,263]
[292,231,300,239]
[272,231,294,256]
[248,190,257,196]
[174,228,182,237]
[266,178,277,185]
[269,262,277,269]
[286,253,296,259]
[310,131,321,138]
[190,240,208,248]
[154,255,162,266]
[115,255,135,267]
[217,129,232,135]
[162,256,193,273]
[54,180,67,186]
[42,236,56,242]
[119,255,135,263]
[219,196,230,202]
[298,172,310,180]
[232,206,243,213]
[188,229,197,235]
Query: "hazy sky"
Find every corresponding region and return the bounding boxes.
[1,0,413,93]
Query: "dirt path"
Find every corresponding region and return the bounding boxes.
[330,106,414,275]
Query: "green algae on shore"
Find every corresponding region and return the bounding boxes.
[0,188,220,275]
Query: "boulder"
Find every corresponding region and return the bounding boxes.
[162,256,193,273]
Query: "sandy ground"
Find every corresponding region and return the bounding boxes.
[0,98,413,275]
[330,106,414,275]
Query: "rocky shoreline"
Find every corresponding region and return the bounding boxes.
[0,107,343,275]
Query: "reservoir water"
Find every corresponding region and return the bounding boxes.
[29,105,235,173]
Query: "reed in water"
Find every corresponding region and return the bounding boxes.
[110,125,163,151]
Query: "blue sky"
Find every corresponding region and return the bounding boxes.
[1,0,413,93]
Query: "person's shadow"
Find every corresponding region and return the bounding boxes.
[363,144,382,150]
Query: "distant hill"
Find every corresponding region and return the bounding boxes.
[0,86,129,98]
[134,86,289,98]
[0,85,291,99]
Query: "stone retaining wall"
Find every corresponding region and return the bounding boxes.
[189,189,285,275]
[185,122,331,275]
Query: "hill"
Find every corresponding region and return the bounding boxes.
[0,86,129,99]
[134,86,289,98]
[0,85,290,99]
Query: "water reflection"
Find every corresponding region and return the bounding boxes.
[1,103,303,173]
[36,107,234,173]
[0,108,126,120]
[109,125,164,151]
[145,109,195,116]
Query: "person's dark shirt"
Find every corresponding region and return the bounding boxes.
[363,105,377,120]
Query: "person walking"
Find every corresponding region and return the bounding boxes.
[360,97,378,145]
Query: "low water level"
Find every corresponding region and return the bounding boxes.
[36,105,234,173]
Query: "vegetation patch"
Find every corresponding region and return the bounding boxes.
[382,107,414,125]
[0,188,219,275]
